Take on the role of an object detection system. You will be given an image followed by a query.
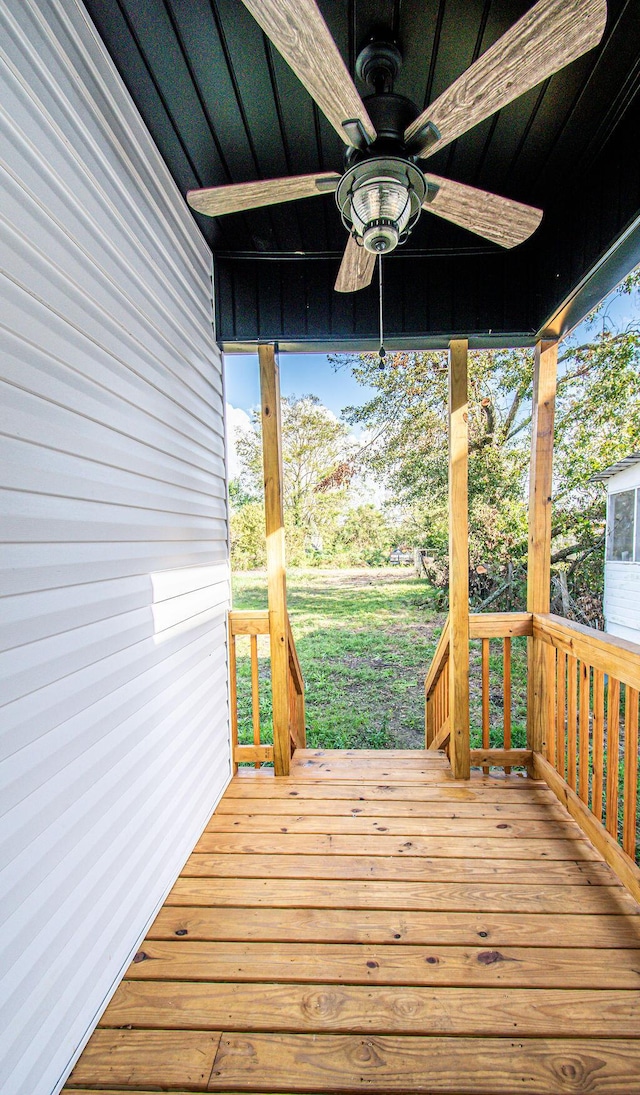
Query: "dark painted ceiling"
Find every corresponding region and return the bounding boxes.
[84,0,640,348]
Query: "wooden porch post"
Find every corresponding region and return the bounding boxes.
[527,339,558,756]
[448,339,470,779]
[259,344,290,776]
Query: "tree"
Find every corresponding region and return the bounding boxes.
[229,499,265,569]
[232,394,359,565]
[333,504,395,566]
[333,272,640,622]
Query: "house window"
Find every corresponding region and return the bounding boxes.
[607,489,636,561]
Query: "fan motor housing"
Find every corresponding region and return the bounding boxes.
[365,92,421,147]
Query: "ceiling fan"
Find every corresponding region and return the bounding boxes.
[187,0,607,293]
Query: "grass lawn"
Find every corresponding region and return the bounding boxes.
[232,567,528,752]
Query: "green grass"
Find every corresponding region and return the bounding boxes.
[233,567,442,750]
[232,567,528,752]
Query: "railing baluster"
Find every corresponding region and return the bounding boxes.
[546,647,557,769]
[228,619,239,773]
[606,678,621,839]
[481,638,490,774]
[556,648,566,779]
[503,637,512,774]
[623,687,639,860]
[578,660,590,804]
[250,633,261,769]
[529,613,640,897]
[567,654,578,792]
[592,668,605,822]
[425,693,434,747]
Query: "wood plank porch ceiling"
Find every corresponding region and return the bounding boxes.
[66,749,640,1093]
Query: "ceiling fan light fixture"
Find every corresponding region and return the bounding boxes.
[336,157,426,255]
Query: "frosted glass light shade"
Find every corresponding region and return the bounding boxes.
[351,179,412,235]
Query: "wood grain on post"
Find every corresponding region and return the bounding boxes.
[527,340,557,756]
[448,340,470,779]
[259,344,291,776]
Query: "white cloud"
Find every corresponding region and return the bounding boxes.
[225,403,252,480]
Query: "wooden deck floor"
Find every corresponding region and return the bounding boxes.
[66,749,640,1093]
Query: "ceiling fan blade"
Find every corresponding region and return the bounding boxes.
[239,0,376,148]
[187,172,340,217]
[423,174,543,248]
[405,0,607,157]
[335,236,376,293]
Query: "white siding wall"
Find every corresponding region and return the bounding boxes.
[604,561,640,642]
[0,2,231,1093]
[604,463,640,643]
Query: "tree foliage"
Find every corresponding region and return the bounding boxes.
[333,273,640,623]
[230,394,394,567]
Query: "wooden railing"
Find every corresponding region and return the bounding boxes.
[532,614,639,893]
[424,608,640,896]
[425,615,450,751]
[468,613,533,772]
[228,609,305,771]
[425,613,532,769]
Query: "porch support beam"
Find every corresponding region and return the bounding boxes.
[527,339,558,756]
[448,338,470,779]
[259,344,290,776]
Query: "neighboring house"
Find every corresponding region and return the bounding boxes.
[389,548,413,565]
[593,454,640,643]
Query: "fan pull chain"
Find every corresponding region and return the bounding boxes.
[378,256,385,369]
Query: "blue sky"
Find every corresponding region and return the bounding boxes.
[224,352,377,420]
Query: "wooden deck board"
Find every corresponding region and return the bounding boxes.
[148,907,640,947]
[224,779,551,800]
[213,796,569,818]
[182,852,611,880]
[101,982,640,1036]
[207,1033,640,1092]
[124,940,640,988]
[191,825,599,856]
[167,876,638,912]
[66,750,640,1094]
[205,811,580,834]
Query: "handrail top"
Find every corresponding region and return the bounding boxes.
[229,608,270,635]
[469,612,532,638]
[425,615,450,696]
[534,612,640,691]
[535,612,640,657]
[286,614,304,694]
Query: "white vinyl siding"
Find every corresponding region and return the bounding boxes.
[603,465,640,643]
[0,2,230,1094]
[604,561,640,642]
